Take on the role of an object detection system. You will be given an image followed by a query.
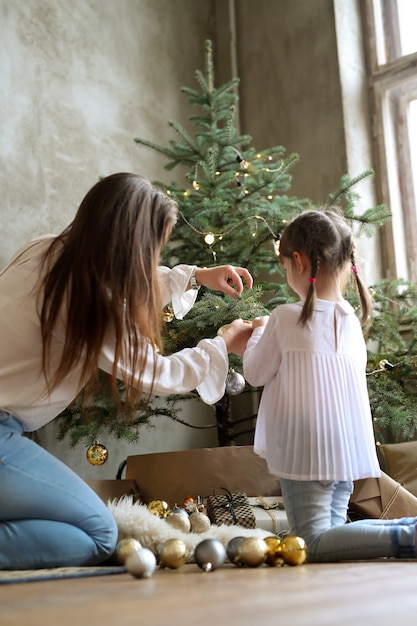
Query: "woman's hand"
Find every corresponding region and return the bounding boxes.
[195,265,253,298]
[252,316,269,329]
[219,319,253,355]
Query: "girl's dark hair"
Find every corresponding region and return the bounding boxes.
[279,209,372,326]
[39,172,178,409]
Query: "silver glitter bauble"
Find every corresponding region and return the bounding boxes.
[194,539,226,572]
[166,511,191,533]
[225,369,245,395]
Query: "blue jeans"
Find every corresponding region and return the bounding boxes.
[0,412,118,570]
[280,478,417,562]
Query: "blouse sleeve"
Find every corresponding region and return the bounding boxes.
[99,335,229,405]
[157,265,198,320]
[243,312,282,387]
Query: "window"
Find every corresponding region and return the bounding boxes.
[362,0,417,281]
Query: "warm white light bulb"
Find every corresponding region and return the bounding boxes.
[204,233,215,245]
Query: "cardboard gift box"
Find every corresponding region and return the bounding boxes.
[125,445,282,506]
[206,489,256,528]
[86,479,141,503]
[349,470,417,519]
[248,496,290,535]
[378,441,417,497]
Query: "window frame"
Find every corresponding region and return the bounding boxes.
[361,0,417,281]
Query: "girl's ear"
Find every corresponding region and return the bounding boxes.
[292,251,308,274]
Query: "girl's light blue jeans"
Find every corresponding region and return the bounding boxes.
[280,478,417,562]
[0,412,118,570]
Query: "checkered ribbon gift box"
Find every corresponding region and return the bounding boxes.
[206,488,256,529]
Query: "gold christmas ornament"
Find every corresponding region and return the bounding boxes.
[264,536,284,567]
[113,538,142,565]
[86,440,108,466]
[279,535,307,566]
[147,499,170,518]
[166,511,191,533]
[189,511,211,533]
[126,547,157,579]
[236,537,268,567]
[158,539,188,569]
[163,305,174,322]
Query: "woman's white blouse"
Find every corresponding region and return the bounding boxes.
[0,236,228,431]
[243,299,381,482]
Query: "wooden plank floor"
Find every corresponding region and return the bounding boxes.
[1,560,416,625]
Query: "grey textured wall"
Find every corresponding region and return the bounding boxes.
[0,0,215,264]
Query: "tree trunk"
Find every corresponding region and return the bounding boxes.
[215,394,235,446]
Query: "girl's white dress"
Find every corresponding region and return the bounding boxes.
[243,299,381,482]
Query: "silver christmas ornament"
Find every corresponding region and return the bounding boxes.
[225,369,245,395]
[194,539,226,572]
[226,536,246,564]
[126,547,157,579]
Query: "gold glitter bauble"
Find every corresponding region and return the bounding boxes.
[86,441,108,465]
[264,536,284,567]
[189,511,211,533]
[279,535,307,566]
[147,499,170,518]
[113,538,142,565]
[158,539,188,569]
[236,537,268,567]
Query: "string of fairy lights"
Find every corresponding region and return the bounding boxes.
[165,148,284,260]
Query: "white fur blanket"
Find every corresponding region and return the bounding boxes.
[108,496,270,562]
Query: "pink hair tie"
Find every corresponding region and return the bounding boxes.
[308,277,316,284]
[351,265,358,275]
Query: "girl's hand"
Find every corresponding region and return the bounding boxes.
[252,315,269,329]
[195,266,253,298]
[219,319,253,355]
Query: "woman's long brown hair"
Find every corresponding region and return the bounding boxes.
[39,173,178,409]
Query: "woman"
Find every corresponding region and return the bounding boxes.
[0,172,253,569]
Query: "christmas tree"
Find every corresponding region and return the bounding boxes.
[57,39,401,448]
[365,278,417,443]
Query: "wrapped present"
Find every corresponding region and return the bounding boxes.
[206,488,256,529]
[349,471,417,519]
[125,446,281,506]
[248,496,290,535]
[378,441,417,497]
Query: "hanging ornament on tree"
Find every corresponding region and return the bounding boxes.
[225,368,246,395]
[86,439,109,465]
[162,304,174,322]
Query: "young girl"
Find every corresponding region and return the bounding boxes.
[243,209,417,562]
[0,172,253,570]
